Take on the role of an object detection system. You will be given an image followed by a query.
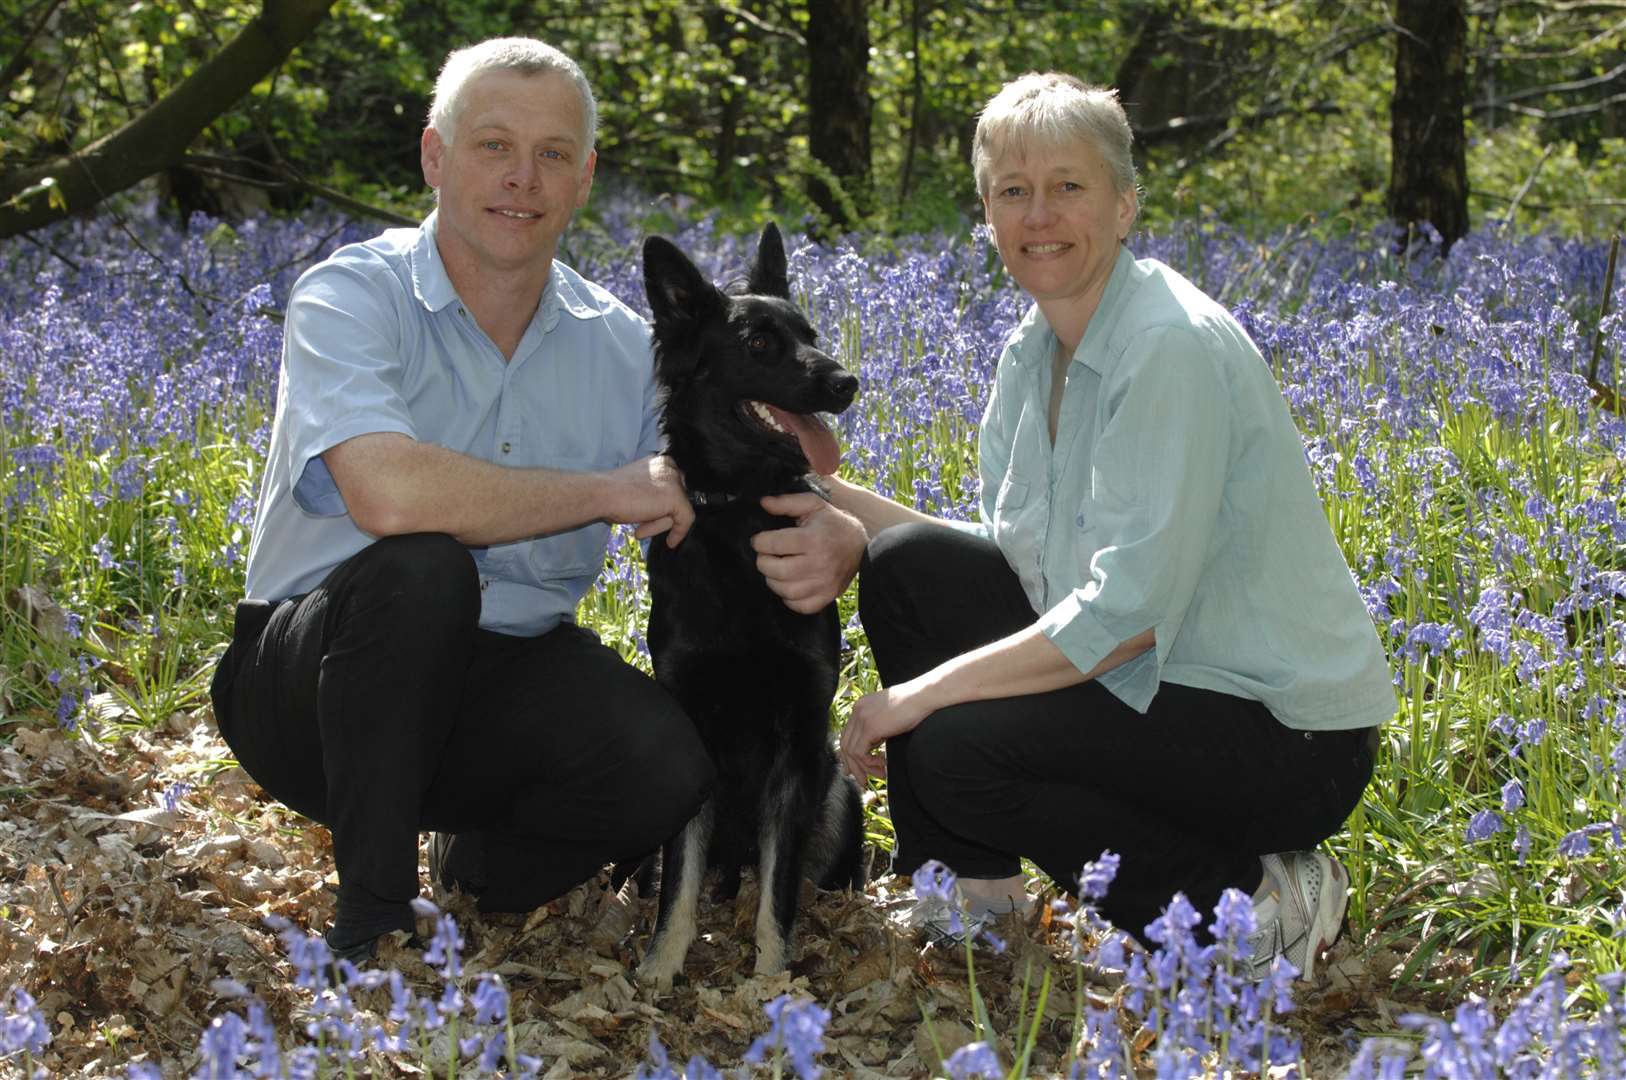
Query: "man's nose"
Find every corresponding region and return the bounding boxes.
[505,155,539,190]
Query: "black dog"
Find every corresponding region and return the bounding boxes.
[635,224,865,986]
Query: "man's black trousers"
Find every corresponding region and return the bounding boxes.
[210,533,713,935]
[858,523,1375,944]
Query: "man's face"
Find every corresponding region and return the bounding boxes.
[981,137,1137,315]
[420,69,596,284]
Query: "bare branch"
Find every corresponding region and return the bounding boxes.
[0,0,338,238]
[1136,101,1345,149]
[715,2,806,47]
[0,0,68,99]
[1481,58,1626,105]
[1481,88,1626,119]
[175,154,420,228]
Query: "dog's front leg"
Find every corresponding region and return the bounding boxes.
[637,799,713,991]
[753,784,812,977]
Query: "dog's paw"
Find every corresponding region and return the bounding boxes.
[635,958,678,993]
[752,939,787,978]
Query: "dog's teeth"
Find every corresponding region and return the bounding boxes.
[752,402,786,433]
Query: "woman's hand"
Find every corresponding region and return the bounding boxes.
[840,677,937,782]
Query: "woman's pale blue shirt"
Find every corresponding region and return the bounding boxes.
[969,246,1395,731]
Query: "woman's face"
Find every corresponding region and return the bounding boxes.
[981,136,1137,317]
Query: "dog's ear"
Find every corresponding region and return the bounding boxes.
[644,236,721,329]
[745,222,789,299]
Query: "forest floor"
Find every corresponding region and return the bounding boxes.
[0,707,1455,1078]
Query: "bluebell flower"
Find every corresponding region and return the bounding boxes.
[944,1040,1002,1079]
[423,913,464,978]
[470,975,508,1025]
[634,1030,680,1080]
[912,859,957,903]
[1077,850,1120,902]
[1465,809,1504,842]
[744,994,830,1080]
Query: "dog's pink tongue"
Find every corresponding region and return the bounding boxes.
[765,405,841,475]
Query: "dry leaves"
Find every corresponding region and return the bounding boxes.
[0,712,1449,1078]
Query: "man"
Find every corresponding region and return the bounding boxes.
[211,38,722,963]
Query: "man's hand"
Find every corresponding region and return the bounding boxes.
[603,455,694,548]
[753,492,867,614]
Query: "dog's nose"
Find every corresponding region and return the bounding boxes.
[828,371,858,404]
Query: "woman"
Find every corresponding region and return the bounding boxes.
[817,73,1394,978]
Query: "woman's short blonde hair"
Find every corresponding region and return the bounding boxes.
[972,73,1136,199]
[428,37,597,155]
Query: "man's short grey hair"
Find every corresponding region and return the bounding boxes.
[428,37,598,157]
[973,73,1136,199]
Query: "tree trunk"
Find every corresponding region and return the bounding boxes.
[1388,0,1470,251]
[0,0,337,239]
[805,0,871,229]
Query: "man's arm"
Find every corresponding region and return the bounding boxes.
[324,432,693,547]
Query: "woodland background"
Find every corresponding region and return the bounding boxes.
[2,0,1624,243]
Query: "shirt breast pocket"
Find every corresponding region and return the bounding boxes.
[993,476,1030,536]
[524,523,610,581]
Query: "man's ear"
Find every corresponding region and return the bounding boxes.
[745,222,789,299]
[643,236,721,330]
[421,127,445,189]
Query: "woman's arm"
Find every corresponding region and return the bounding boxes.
[839,622,1155,780]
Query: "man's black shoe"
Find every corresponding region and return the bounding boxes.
[428,830,488,896]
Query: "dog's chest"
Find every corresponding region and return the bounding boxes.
[645,511,831,655]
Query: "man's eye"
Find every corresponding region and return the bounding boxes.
[483,141,505,151]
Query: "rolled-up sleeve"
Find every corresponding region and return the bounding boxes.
[1037,327,1231,699]
[281,261,418,516]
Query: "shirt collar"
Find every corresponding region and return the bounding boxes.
[407,210,607,327]
[409,210,460,313]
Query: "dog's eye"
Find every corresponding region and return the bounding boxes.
[747,333,771,352]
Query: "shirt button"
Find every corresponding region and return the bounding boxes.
[501,441,512,454]
[458,306,467,316]
[1076,513,1085,528]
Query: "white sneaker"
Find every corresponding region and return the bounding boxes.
[1246,852,1348,981]
[890,892,995,947]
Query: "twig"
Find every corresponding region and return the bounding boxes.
[16,228,83,272]
[1500,144,1554,229]
[1588,233,1620,385]
[47,866,80,928]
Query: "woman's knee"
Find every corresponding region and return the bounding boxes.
[858,523,947,617]
[903,704,1011,816]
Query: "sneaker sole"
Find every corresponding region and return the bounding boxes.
[1301,855,1348,982]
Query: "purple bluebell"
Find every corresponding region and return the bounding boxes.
[744,994,830,1080]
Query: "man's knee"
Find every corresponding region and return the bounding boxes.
[623,693,715,829]
[344,532,480,628]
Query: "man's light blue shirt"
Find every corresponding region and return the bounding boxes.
[244,211,660,636]
[969,246,1395,731]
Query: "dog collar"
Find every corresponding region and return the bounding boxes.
[688,490,739,507]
